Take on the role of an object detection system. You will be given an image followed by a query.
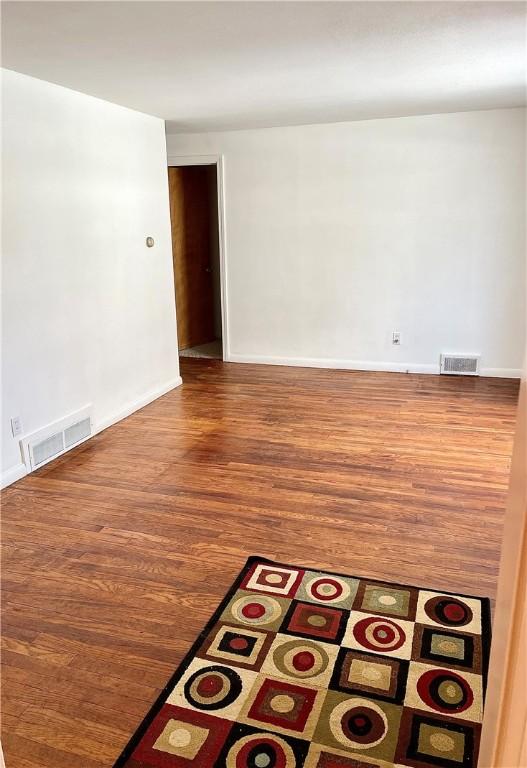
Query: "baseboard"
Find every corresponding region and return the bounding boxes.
[0,377,183,491]
[227,354,522,379]
[1,462,28,490]
[227,353,439,375]
[479,368,522,379]
[94,376,183,434]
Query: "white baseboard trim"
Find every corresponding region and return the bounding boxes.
[228,353,439,375]
[479,368,522,378]
[94,376,183,434]
[0,376,183,490]
[1,462,28,490]
[228,354,522,379]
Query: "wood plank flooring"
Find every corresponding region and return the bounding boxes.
[1,359,519,767]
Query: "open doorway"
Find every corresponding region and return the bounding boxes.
[168,164,223,360]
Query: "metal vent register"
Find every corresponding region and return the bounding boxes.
[440,354,480,376]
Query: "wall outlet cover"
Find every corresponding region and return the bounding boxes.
[10,416,23,437]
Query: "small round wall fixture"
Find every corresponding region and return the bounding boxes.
[146,236,155,247]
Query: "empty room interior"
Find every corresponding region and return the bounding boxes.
[1,2,526,767]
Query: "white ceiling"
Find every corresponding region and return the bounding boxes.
[2,1,526,133]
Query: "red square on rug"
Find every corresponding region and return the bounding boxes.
[245,677,318,732]
[130,704,232,767]
[285,601,347,643]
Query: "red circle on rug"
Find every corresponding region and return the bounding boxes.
[311,577,344,601]
[242,602,266,619]
[229,637,249,651]
[443,603,467,622]
[292,651,315,671]
[354,717,367,727]
[196,674,223,697]
[416,668,474,714]
[373,625,396,644]
[424,596,473,627]
[353,616,406,652]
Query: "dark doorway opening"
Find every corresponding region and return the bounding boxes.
[168,164,222,360]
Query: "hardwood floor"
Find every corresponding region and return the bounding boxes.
[1,359,519,767]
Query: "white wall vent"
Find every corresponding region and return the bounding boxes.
[31,432,65,468]
[21,406,92,471]
[440,354,480,376]
[64,417,91,449]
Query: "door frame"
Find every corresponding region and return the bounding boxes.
[167,153,229,361]
[478,348,526,766]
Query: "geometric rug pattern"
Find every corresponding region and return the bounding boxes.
[114,557,491,768]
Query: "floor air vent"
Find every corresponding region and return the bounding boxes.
[64,417,91,448]
[22,406,92,470]
[31,432,65,467]
[440,354,480,376]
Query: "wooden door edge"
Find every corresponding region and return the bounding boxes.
[478,353,527,767]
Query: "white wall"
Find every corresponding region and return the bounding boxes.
[2,69,180,486]
[167,108,526,376]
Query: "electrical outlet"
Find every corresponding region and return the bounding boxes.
[11,416,23,437]
[392,331,401,346]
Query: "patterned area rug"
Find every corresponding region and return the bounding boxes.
[114,557,490,768]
